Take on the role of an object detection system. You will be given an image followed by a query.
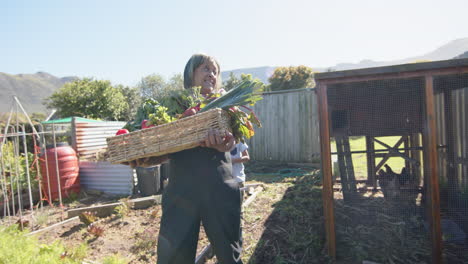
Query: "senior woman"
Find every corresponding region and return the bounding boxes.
[156,54,243,264]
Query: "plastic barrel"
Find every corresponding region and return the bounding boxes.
[40,142,80,201]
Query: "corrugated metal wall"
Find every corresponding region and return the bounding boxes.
[436,86,468,189]
[72,119,126,161]
[79,161,134,195]
[72,119,134,195]
[247,88,320,162]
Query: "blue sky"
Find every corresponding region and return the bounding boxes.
[1,0,467,86]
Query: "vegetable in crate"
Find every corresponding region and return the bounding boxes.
[200,79,264,141]
[123,88,204,131]
[121,79,263,142]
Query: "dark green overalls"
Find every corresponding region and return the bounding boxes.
[157,147,243,264]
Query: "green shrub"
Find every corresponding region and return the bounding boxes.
[0,225,87,264]
[0,141,38,198]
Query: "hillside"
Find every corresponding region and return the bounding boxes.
[0,72,76,113]
[223,37,468,83]
[454,51,468,59]
[1,38,467,113]
[221,66,277,84]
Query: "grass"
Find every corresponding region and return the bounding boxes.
[0,225,87,264]
[331,136,408,180]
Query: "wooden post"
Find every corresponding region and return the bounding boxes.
[423,75,443,264]
[366,136,376,189]
[316,82,336,259]
[410,133,422,185]
[443,88,458,197]
[404,136,410,172]
[71,117,77,152]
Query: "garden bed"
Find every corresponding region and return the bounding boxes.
[2,163,327,263]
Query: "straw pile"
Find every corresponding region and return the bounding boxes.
[106,108,230,164]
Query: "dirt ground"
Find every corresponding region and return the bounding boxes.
[14,161,316,264]
[4,160,467,263]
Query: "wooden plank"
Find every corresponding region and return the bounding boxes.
[374,137,405,172]
[373,137,420,165]
[242,187,263,208]
[316,82,336,259]
[443,88,458,192]
[366,136,376,188]
[27,216,80,236]
[342,137,357,193]
[423,75,443,264]
[67,195,162,218]
[331,146,424,155]
[404,136,410,172]
[335,137,350,198]
[410,133,422,185]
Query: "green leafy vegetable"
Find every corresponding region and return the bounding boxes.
[200,79,264,141]
[199,79,264,112]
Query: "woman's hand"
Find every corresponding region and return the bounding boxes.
[200,129,235,153]
[121,155,169,169]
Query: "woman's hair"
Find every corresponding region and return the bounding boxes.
[183,53,222,90]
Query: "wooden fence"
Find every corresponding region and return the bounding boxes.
[247,88,320,163]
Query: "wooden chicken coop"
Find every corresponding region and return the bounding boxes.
[315,58,468,264]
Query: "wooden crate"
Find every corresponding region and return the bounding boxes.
[106,108,231,164]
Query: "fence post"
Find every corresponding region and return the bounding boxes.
[423,75,442,264]
[316,82,336,259]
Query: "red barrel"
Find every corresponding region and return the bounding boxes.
[40,143,80,201]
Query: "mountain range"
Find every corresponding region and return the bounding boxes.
[222,38,468,83]
[0,72,76,113]
[2,38,468,114]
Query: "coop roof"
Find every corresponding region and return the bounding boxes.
[315,58,468,81]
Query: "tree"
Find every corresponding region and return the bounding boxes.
[223,73,256,91]
[166,73,184,91]
[268,66,315,91]
[44,78,128,121]
[137,73,184,101]
[116,85,141,121]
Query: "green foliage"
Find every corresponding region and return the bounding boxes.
[148,106,176,126]
[268,65,315,91]
[44,78,128,121]
[124,98,159,131]
[114,198,131,218]
[200,79,264,142]
[200,79,264,112]
[102,253,130,264]
[158,86,202,117]
[30,112,47,122]
[0,141,38,199]
[62,191,79,204]
[137,73,184,101]
[116,85,142,121]
[79,211,98,226]
[223,73,255,91]
[0,225,87,264]
[124,88,202,131]
[35,209,50,227]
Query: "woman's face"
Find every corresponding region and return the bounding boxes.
[193,59,218,95]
